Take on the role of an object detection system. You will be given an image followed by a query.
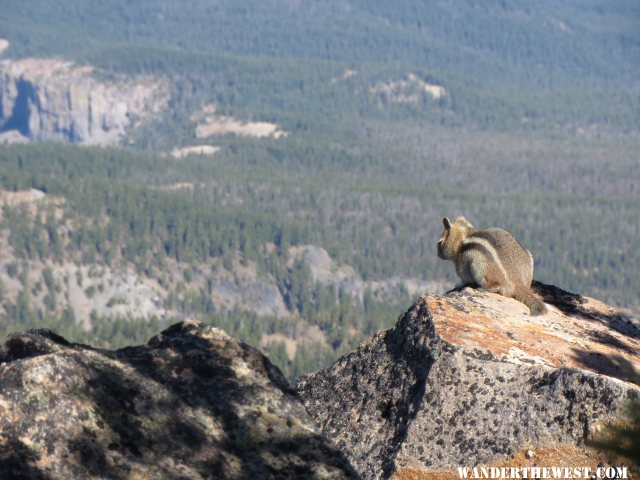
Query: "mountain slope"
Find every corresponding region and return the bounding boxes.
[1,0,638,89]
[0,0,638,383]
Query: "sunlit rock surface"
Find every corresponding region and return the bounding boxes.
[0,58,168,145]
[297,282,640,479]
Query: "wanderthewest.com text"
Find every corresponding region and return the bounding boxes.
[457,466,629,479]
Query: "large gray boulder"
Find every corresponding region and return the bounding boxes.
[297,283,640,479]
[0,320,359,479]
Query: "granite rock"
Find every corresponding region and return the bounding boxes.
[0,320,359,479]
[297,282,640,479]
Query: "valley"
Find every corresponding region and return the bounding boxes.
[0,0,638,380]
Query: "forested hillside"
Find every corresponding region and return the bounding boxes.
[3,0,639,85]
[2,0,639,140]
[1,128,637,377]
[0,0,638,379]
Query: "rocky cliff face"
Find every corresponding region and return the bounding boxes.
[297,283,640,479]
[0,320,358,479]
[0,58,168,145]
[290,244,447,303]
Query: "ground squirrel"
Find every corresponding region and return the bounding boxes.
[437,216,547,315]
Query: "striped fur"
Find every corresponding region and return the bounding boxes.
[437,216,547,315]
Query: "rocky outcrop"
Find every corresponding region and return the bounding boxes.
[0,320,358,479]
[208,276,291,318]
[290,244,447,302]
[192,103,288,139]
[369,73,446,104]
[0,259,291,329]
[296,282,640,479]
[0,58,168,145]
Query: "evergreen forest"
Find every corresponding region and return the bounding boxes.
[0,0,638,379]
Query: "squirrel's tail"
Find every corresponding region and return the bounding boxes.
[513,286,547,316]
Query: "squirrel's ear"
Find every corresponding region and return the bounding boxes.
[443,217,452,229]
[455,216,474,229]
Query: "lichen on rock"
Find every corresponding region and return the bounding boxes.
[297,282,640,479]
[0,320,358,479]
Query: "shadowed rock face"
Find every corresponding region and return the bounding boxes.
[0,58,167,145]
[0,320,359,479]
[296,283,640,479]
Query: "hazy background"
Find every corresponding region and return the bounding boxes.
[0,0,638,378]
